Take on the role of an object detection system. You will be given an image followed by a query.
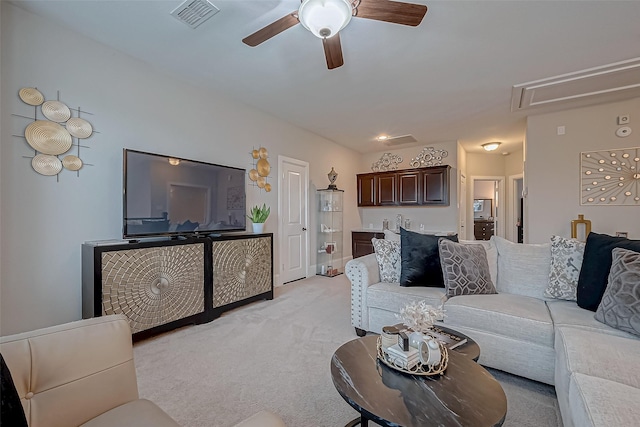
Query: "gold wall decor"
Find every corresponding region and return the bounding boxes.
[248,146,271,192]
[13,87,95,180]
[571,214,592,242]
[410,146,448,168]
[581,147,640,205]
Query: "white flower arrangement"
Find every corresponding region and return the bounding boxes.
[397,300,445,333]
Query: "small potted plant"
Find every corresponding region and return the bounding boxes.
[247,203,270,233]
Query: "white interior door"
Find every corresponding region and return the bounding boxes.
[459,172,467,239]
[278,156,309,284]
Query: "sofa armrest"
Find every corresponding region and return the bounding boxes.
[0,315,139,427]
[345,253,380,332]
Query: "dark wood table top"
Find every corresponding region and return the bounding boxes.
[331,335,507,427]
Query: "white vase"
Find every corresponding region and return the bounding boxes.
[252,223,264,233]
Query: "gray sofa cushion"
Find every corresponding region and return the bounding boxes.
[443,293,554,347]
[367,282,446,313]
[547,300,636,340]
[492,236,551,299]
[595,248,640,336]
[569,373,640,427]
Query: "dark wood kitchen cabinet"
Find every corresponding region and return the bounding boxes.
[351,231,385,258]
[356,165,450,207]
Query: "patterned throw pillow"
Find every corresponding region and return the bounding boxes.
[372,238,401,283]
[594,248,640,337]
[544,235,585,301]
[438,239,496,297]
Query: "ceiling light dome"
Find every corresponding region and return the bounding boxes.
[298,0,353,39]
[482,142,501,152]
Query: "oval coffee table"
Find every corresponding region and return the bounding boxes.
[331,331,506,427]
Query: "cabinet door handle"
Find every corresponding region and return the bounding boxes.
[302,227,307,231]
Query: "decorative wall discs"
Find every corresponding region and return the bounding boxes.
[32,154,63,176]
[62,155,83,171]
[66,117,93,138]
[410,147,448,168]
[372,152,403,172]
[19,87,44,106]
[41,100,71,122]
[24,121,72,155]
[249,146,271,192]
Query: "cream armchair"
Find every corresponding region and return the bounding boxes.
[0,315,285,427]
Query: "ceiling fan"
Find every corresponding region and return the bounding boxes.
[242,0,428,70]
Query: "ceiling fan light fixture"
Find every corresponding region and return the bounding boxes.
[482,142,501,152]
[299,0,353,39]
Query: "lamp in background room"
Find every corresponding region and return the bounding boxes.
[168,158,181,166]
[298,0,353,38]
[482,142,501,152]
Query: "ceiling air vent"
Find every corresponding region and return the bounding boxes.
[171,0,220,29]
[384,135,418,147]
[511,57,640,112]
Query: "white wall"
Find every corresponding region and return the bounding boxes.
[525,97,640,243]
[0,3,362,334]
[357,141,459,233]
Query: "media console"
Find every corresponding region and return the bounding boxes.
[82,233,273,340]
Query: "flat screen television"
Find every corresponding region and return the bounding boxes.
[123,149,246,238]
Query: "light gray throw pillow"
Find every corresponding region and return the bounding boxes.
[438,239,496,297]
[595,247,640,337]
[492,236,551,299]
[372,238,401,283]
[545,235,585,301]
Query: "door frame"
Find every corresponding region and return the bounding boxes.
[507,174,524,242]
[469,176,506,240]
[277,155,310,286]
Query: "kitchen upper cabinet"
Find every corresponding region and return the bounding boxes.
[377,174,397,205]
[398,171,420,205]
[357,174,376,206]
[356,166,450,207]
[422,167,450,205]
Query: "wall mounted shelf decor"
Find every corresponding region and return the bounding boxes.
[580,147,639,205]
[372,152,403,172]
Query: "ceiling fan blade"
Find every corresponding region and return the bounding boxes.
[354,0,427,27]
[242,12,299,47]
[323,34,344,70]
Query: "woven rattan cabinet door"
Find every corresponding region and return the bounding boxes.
[211,236,272,308]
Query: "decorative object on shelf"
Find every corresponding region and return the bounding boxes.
[395,214,402,232]
[410,146,448,168]
[247,203,270,233]
[581,147,640,205]
[571,214,592,241]
[372,152,403,172]
[403,218,411,230]
[14,87,95,179]
[382,219,389,230]
[248,146,271,192]
[327,167,338,189]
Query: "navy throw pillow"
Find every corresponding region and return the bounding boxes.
[1,353,28,427]
[577,232,640,311]
[400,228,458,287]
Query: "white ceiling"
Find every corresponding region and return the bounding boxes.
[11,0,640,154]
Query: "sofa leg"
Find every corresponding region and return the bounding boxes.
[355,327,366,337]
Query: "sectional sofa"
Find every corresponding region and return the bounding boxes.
[345,233,640,427]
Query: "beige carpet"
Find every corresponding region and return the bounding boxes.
[134,275,561,427]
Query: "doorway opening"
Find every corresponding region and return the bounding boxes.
[469,176,505,241]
